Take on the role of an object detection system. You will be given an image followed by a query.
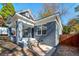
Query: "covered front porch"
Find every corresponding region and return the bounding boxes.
[16,18,35,48]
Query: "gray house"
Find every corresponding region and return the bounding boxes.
[6,9,63,55]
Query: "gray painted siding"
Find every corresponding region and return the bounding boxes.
[34,21,58,46]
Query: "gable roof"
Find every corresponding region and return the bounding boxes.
[6,9,62,31]
[35,13,62,26]
[11,9,62,26]
[17,9,35,20]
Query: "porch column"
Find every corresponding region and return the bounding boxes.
[16,21,23,44]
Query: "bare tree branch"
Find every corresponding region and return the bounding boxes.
[38,3,69,19]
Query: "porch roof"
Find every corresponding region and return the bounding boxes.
[6,9,62,30]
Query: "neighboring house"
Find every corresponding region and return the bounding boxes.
[0,27,8,36]
[6,9,63,51]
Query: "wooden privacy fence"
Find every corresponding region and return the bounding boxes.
[60,33,79,47]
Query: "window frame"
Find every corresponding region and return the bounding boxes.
[37,25,47,36]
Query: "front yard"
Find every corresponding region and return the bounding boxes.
[53,45,79,56]
[53,33,79,56]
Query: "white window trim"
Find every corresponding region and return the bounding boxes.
[37,25,47,36]
[36,25,42,36]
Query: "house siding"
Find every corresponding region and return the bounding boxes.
[6,11,62,49]
[34,21,57,46]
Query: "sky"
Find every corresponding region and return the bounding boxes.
[13,3,44,19]
[0,3,79,25]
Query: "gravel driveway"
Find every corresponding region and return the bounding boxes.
[53,45,79,56]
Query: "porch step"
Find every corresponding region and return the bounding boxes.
[27,38,56,56]
[23,48,34,56]
[31,45,46,56]
[29,44,55,56]
[28,42,54,56]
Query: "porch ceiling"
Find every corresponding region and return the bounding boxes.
[18,19,34,29]
[23,23,34,29]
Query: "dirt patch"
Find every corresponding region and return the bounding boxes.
[53,45,79,56]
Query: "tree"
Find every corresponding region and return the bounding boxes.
[73,24,79,32]
[74,5,79,18]
[68,19,77,26]
[75,5,79,12]
[0,3,15,20]
[38,3,68,19]
[67,18,79,33]
[63,26,71,34]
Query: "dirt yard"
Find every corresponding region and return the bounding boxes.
[53,45,79,56]
[53,33,79,56]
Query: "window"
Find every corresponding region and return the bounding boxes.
[37,25,47,36]
[42,26,47,35]
[20,11,31,19]
[25,13,30,18]
[38,26,42,35]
